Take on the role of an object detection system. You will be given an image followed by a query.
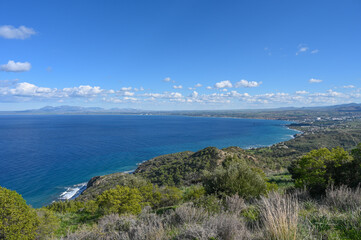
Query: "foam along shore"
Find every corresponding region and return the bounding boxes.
[58,169,137,201]
[59,183,87,200]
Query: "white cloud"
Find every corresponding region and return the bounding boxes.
[235,79,262,88]
[1,60,31,72]
[163,77,171,82]
[326,89,343,97]
[3,79,361,108]
[296,45,309,55]
[309,78,323,83]
[311,49,319,54]
[103,96,138,103]
[195,83,202,88]
[169,92,183,98]
[4,82,57,98]
[123,97,138,101]
[120,87,132,91]
[133,87,145,92]
[143,93,162,98]
[0,25,36,39]
[0,82,124,102]
[123,91,135,96]
[214,80,232,89]
[103,97,123,103]
[10,82,43,95]
[190,91,198,98]
[206,86,212,90]
[63,85,104,97]
[173,85,183,89]
[343,85,355,89]
[142,92,183,99]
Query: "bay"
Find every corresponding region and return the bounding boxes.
[0,115,297,207]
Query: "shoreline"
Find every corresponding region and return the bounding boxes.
[58,121,302,203]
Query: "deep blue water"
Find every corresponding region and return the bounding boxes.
[0,115,297,207]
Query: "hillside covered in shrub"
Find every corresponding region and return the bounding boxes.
[1,125,361,239]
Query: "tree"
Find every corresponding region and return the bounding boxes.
[345,143,361,187]
[96,186,143,215]
[289,148,330,194]
[0,186,39,240]
[289,147,356,194]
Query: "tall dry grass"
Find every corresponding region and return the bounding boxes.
[175,224,216,240]
[258,192,299,240]
[324,185,361,211]
[205,213,250,240]
[63,212,167,240]
[169,203,209,225]
[225,194,247,215]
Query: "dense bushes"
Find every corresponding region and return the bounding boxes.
[202,156,272,199]
[289,144,361,194]
[0,187,60,239]
[97,186,143,215]
[96,184,183,215]
[135,147,230,186]
[0,187,39,240]
[4,142,361,239]
[78,173,150,201]
[59,185,361,240]
[35,208,60,239]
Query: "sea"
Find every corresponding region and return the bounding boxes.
[0,115,298,207]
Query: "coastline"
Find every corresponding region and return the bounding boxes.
[60,121,303,202]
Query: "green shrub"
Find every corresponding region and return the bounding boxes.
[241,205,260,222]
[193,194,221,213]
[183,185,206,202]
[35,208,60,239]
[0,186,39,240]
[202,157,268,199]
[138,183,162,208]
[46,200,86,213]
[96,185,143,215]
[158,186,183,207]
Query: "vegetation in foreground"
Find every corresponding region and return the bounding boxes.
[1,127,361,239]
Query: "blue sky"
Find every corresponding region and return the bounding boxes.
[0,0,361,110]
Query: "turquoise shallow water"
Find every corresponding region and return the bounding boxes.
[0,115,297,207]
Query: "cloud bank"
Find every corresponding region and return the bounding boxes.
[1,60,31,72]
[1,80,360,109]
[0,25,36,39]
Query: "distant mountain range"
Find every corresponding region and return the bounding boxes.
[1,103,361,114]
[14,105,144,114]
